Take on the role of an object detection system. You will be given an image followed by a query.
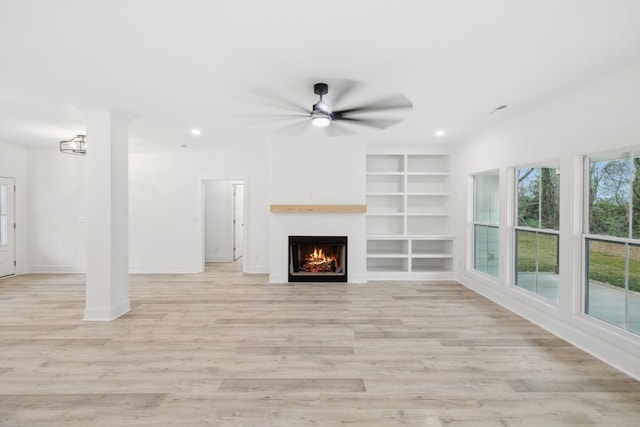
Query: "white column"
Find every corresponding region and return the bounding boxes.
[83,108,131,321]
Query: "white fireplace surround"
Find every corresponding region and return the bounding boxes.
[269,212,366,283]
[268,140,367,283]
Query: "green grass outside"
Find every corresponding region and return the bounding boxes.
[517,231,640,292]
[588,245,640,293]
[516,231,558,273]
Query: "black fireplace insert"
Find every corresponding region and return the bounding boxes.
[288,236,347,282]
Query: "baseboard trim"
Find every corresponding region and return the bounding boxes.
[28,265,86,274]
[129,265,201,274]
[205,256,233,263]
[84,299,131,321]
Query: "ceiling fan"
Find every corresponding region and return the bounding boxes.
[238,80,413,136]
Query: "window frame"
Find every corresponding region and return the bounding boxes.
[583,152,640,335]
[472,171,500,278]
[513,165,560,303]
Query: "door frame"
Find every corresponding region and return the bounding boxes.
[0,176,15,278]
[232,182,245,261]
[200,178,247,272]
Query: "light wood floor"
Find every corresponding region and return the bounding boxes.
[1,263,640,426]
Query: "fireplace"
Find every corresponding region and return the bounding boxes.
[288,236,347,282]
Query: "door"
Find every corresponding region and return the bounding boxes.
[233,183,244,260]
[0,177,15,277]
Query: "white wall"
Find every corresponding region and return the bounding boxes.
[269,139,367,283]
[129,145,270,274]
[0,141,28,274]
[27,147,86,272]
[23,143,270,275]
[204,180,233,262]
[451,61,640,380]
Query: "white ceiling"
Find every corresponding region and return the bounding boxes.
[1,0,640,149]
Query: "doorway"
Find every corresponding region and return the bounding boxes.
[0,177,15,278]
[232,183,245,260]
[202,180,245,269]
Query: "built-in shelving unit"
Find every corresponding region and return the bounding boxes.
[366,150,454,280]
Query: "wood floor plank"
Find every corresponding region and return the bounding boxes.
[218,378,366,393]
[1,261,639,426]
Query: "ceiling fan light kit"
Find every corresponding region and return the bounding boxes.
[311,111,331,127]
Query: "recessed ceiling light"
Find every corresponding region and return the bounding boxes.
[435,130,445,137]
[180,144,188,148]
[191,129,201,136]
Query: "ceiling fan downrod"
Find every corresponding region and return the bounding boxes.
[311,83,331,127]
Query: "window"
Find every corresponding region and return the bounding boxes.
[515,166,559,302]
[586,153,640,335]
[473,172,499,277]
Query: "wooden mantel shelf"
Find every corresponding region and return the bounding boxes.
[270,204,367,214]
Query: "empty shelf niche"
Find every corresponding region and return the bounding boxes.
[367,194,404,214]
[407,155,448,173]
[367,239,409,257]
[407,174,448,193]
[411,257,453,272]
[367,257,409,272]
[407,215,449,235]
[412,239,453,257]
[407,195,449,214]
[367,174,404,193]
[367,154,404,173]
[367,215,404,235]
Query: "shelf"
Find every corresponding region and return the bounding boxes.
[366,212,405,217]
[367,252,409,258]
[410,252,453,258]
[410,235,455,240]
[406,172,449,176]
[410,265,452,273]
[366,192,405,196]
[366,264,409,273]
[406,212,449,217]
[405,192,450,197]
[366,152,452,279]
[366,172,405,176]
[270,204,367,213]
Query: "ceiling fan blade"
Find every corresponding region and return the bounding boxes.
[327,79,361,108]
[243,87,310,114]
[333,93,412,116]
[235,112,309,124]
[334,116,403,129]
[273,118,313,135]
[324,121,356,137]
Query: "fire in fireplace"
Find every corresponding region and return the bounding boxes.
[288,236,347,282]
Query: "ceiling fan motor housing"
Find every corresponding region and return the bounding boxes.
[314,83,328,96]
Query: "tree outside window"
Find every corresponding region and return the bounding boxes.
[515,166,560,302]
[586,154,640,335]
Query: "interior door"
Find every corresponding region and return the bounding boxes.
[0,177,15,277]
[233,183,244,260]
